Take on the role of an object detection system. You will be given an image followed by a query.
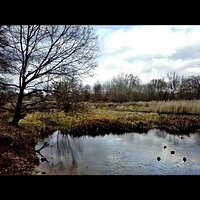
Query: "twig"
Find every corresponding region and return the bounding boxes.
[35,142,49,152]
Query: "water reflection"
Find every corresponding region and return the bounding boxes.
[153,129,167,139]
[193,132,200,145]
[35,129,200,175]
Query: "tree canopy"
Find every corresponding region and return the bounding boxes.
[0,25,98,126]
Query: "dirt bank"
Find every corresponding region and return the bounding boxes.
[0,122,39,175]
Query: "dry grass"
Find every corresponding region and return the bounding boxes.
[0,111,13,123]
[87,100,200,115]
[133,100,200,114]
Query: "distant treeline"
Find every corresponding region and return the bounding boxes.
[85,72,200,102]
[1,72,200,112]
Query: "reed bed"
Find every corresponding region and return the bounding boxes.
[133,100,200,114]
[88,100,200,115]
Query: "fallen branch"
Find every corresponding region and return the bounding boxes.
[35,142,49,152]
[35,142,49,163]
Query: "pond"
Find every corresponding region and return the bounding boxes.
[34,129,200,175]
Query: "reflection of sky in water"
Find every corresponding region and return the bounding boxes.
[35,129,200,175]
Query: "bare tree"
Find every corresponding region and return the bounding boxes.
[166,72,180,100]
[82,84,91,101]
[0,25,98,126]
[179,75,200,100]
[149,78,167,101]
[96,73,140,102]
[51,76,83,112]
[0,26,12,108]
[109,73,140,102]
[93,81,103,101]
[0,26,10,71]
[191,75,200,99]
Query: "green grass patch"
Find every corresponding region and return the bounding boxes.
[19,107,200,137]
[19,109,160,136]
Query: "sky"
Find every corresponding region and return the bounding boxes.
[82,25,200,86]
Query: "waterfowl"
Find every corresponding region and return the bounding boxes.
[41,157,48,162]
[157,157,161,161]
[183,157,186,162]
[171,151,175,154]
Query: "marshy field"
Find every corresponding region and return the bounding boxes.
[2,25,200,175]
[1,100,200,175]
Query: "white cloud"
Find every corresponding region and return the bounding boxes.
[84,25,200,85]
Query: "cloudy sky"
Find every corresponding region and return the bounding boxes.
[83,25,200,86]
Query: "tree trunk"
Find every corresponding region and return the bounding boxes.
[11,109,21,126]
[11,88,24,126]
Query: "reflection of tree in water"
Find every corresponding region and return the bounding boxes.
[55,131,83,174]
[152,129,167,139]
[151,129,182,145]
[192,132,200,145]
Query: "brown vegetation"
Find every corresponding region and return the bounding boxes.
[87,100,200,115]
[0,122,39,175]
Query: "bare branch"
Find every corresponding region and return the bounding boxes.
[0,25,98,126]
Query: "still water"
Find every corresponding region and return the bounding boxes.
[35,129,200,175]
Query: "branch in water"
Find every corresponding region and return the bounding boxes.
[36,142,49,163]
[36,142,49,152]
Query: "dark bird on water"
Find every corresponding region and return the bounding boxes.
[157,157,161,161]
[183,157,187,162]
[41,157,48,162]
[171,151,175,154]
[163,146,167,149]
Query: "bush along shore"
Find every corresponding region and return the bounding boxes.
[1,109,200,175]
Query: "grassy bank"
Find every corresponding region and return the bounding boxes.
[19,109,200,136]
[19,110,160,136]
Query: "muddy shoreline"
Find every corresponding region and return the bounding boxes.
[0,123,39,175]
